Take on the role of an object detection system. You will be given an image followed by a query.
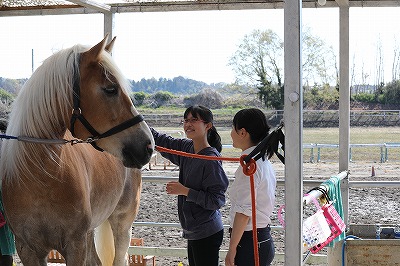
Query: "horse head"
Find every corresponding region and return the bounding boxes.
[70,35,154,168]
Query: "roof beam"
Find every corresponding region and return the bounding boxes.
[1,0,400,17]
[0,6,98,17]
[112,1,285,12]
[68,0,111,13]
[336,0,349,7]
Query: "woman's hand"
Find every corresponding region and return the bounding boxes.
[225,248,236,266]
[166,181,189,196]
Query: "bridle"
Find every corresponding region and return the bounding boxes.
[69,60,144,152]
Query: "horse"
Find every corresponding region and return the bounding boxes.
[0,35,154,266]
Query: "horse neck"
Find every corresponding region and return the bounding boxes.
[2,94,70,184]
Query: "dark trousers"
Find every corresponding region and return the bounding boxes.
[187,229,223,266]
[0,251,13,266]
[234,226,275,266]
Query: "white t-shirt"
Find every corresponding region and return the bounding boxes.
[228,146,277,231]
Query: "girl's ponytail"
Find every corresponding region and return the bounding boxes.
[207,125,222,153]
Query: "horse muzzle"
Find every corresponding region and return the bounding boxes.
[121,139,154,169]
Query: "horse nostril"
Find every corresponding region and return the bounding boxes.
[146,143,153,156]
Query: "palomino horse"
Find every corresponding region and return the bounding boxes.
[0,35,154,265]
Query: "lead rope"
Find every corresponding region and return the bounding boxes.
[239,155,259,266]
[155,145,260,266]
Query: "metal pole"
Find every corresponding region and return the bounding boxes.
[31,48,34,74]
[284,0,303,264]
[104,12,115,44]
[329,3,350,266]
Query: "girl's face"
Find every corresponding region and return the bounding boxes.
[183,113,209,140]
[230,125,244,150]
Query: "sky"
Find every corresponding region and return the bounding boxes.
[1,7,399,85]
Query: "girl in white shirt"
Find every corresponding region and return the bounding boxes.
[225,108,277,266]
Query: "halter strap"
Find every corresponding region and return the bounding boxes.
[70,58,144,152]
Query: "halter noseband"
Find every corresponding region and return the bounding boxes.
[70,62,144,152]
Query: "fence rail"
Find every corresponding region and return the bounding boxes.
[143,110,400,127]
[223,143,400,163]
[305,142,400,163]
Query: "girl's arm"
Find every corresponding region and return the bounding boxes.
[225,212,250,266]
[150,127,189,165]
[186,159,229,210]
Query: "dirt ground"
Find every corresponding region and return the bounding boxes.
[129,159,400,266]
[13,159,400,265]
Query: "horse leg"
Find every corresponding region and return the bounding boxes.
[86,230,102,266]
[14,238,47,266]
[109,219,133,266]
[62,234,90,266]
[109,168,142,266]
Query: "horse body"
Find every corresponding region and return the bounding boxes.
[0,36,153,265]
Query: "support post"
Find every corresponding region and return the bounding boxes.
[328,3,350,266]
[284,0,303,265]
[104,12,115,42]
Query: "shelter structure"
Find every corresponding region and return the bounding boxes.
[1,0,400,265]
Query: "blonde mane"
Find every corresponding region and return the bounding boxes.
[0,43,130,184]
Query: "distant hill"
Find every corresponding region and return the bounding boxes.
[0,76,227,96]
[130,76,226,95]
[0,77,27,94]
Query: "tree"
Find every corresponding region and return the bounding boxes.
[391,39,400,81]
[302,28,337,87]
[378,80,400,105]
[229,29,284,109]
[151,91,174,108]
[375,38,385,90]
[0,88,14,105]
[229,28,337,109]
[183,88,223,109]
[131,91,148,106]
[130,76,208,95]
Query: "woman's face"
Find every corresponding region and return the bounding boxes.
[182,113,208,140]
[230,125,241,149]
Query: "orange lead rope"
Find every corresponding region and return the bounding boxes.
[155,145,241,162]
[240,155,259,266]
[155,146,260,266]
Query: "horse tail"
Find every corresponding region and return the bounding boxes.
[95,220,115,266]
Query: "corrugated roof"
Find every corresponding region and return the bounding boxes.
[1,0,399,15]
[1,0,67,7]
[0,0,193,7]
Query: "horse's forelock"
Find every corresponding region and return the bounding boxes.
[100,51,131,97]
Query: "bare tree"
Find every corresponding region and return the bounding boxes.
[350,53,357,94]
[392,38,400,81]
[375,38,385,90]
[302,28,337,86]
[361,62,370,90]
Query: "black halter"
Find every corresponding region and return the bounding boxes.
[70,62,144,152]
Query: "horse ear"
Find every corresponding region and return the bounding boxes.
[86,34,110,61]
[105,36,116,53]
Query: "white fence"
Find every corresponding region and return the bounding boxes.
[304,142,400,163]
[226,143,400,163]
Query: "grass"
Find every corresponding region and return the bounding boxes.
[304,127,400,144]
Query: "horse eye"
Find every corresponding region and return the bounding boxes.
[103,85,118,95]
